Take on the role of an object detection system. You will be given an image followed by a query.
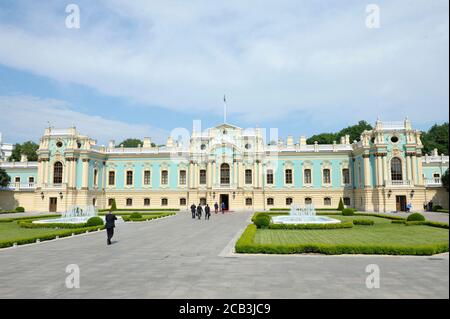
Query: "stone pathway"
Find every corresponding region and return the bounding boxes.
[0,211,448,298]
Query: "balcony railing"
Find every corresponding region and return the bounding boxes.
[1,182,36,191]
[42,183,68,190]
[385,180,413,187]
[425,178,442,187]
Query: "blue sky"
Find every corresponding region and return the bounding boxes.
[0,0,448,145]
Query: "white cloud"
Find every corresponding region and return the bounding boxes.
[0,0,448,126]
[0,95,168,144]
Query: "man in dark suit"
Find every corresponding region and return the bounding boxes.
[196,204,202,220]
[190,203,196,219]
[105,210,117,245]
[205,204,211,220]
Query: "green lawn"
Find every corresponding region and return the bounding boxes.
[0,220,64,242]
[253,216,449,247]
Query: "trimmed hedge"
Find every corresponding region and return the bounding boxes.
[234,224,448,255]
[436,209,448,213]
[268,221,353,230]
[342,208,355,216]
[98,208,179,212]
[15,207,25,213]
[86,217,104,227]
[18,220,87,229]
[254,214,271,229]
[405,220,449,229]
[0,225,105,249]
[407,213,425,222]
[352,219,374,226]
[122,213,175,222]
[432,205,443,212]
[129,212,143,219]
[268,208,341,212]
[391,220,406,224]
[0,214,61,223]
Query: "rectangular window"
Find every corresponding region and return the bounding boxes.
[144,170,151,185]
[144,198,150,206]
[343,197,351,206]
[15,177,20,183]
[126,171,133,186]
[342,168,350,184]
[161,170,168,185]
[267,198,274,206]
[179,170,186,185]
[245,169,252,184]
[161,198,168,206]
[285,169,293,184]
[126,198,132,206]
[108,198,114,206]
[324,197,331,206]
[199,169,206,185]
[93,169,98,186]
[304,169,312,184]
[245,198,252,206]
[180,198,187,206]
[266,169,274,184]
[28,177,34,183]
[108,171,115,186]
[323,169,331,184]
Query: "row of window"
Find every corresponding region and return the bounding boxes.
[107,167,351,186]
[107,197,351,207]
[13,176,35,183]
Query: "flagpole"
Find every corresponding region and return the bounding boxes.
[223,95,227,123]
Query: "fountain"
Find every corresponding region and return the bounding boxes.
[33,205,114,224]
[271,204,341,224]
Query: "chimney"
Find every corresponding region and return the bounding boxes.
[143,137,152,148]
[166,136,174,147]
[286,135,294,147]
[299,136,307,146]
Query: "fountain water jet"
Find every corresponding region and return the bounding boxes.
[271,204,341,224]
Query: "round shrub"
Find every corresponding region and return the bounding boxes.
[15,207,25,213]
[407,213,425,222]
[254,214,271,229]
[432,205,443,212]
[342,208,355,216]
[352,219,374,226]
[129,212,143,219]
[86,216,104,227]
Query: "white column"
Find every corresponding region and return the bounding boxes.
[382,155,388,186]
[363,155,371,187]
[189,162,194,188]
[238,161,243,188]
[212,161,216,187]
[417,155,424,185]
[37,160,43,188]
[207,161,212,188]
[233,161,238,187]
[194,163,198,188]
[82,159,89,190]
[253,162,257,187]
[406,155,412,182]
[43,159,49,186]
[258,161,263,188]
[411,155,417,185]
[377,156,383,186]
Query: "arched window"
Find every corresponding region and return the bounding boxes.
[126,198,132,206]
[391,158,402,181]
[179,198,187,206]
[267,198,274,206]
[53,162,63,184]
[304,169,312,184]
[324,197,331,206]
[305,197,312,205]
[286,197,293,205]
[161,198,168,206]
[93,169,98,186]
[220,163,230,184]
[245,198,253,206]
[323,169,331,184]
[144,198,150,206]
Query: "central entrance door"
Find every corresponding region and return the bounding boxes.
[220,194,229,211]
[49,197,57,212]
[396,195,407,212]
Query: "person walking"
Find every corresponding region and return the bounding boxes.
[190,203,196,219]
[406,202,412,213]
[105,210,117,245]
[214,202,219,214]
[205,204,211,220]
[197,204,203,220]
[221,201,226,214]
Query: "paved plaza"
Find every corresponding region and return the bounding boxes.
[0,211,448,298]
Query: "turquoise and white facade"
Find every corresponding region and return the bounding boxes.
[0,119,448,212]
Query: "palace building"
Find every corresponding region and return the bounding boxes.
[0,118,448,212]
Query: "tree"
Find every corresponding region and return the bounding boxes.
[336,120,373,143]
[9,141,39,162]
[111,198,117,211]
[442,169,449,192]
[421,123,448,155]
[306,133,337,145]
[117,138,144,148]
[337,198,344,211]
[0,168,10,187]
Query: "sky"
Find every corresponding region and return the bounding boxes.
[0,0,448,145]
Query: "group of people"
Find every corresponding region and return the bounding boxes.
[190,202,226,220]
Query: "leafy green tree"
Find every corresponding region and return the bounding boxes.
[336,120,373,143]
[306,133,337,144]
[421,123,448,155]
[442,169,449,192]
[118,138,143,148]
[0,168,10,187]
[9,141,39,162]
